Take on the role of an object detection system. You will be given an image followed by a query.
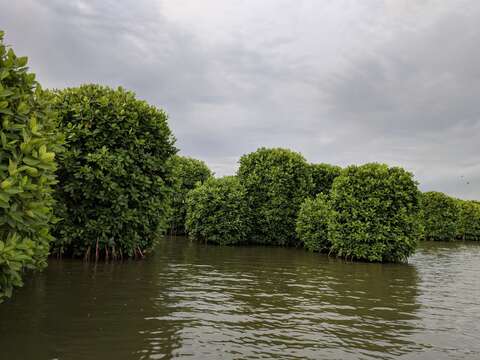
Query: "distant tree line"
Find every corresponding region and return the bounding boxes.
[420,191,480,241]
[185,153,480,255]
[186,150,423,262]
[1,30,479,302]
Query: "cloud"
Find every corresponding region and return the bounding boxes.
[323,0,480,197]
[1,0,478,199]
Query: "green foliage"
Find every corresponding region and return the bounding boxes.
[185,176,250,245]
[51,84,176,259]
[296,194,331,252]
[168,155,212,235]
[420,191,459,241]
[456,199,480,241]
[310,163,342,196]
[0,31,61,302]
[328,163,421,262]
[237,148,313,245]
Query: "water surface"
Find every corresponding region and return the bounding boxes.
[1,238,479,359]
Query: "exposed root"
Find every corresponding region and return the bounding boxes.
[137,246,144,258]
[84,246,91,261]
[95,239,99,262]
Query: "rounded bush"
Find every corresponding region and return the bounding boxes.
[0,31,61,302]
[185,176,249,245]
[456,199,480,241]
[168,155,212,235]
[420,191,459,241]
[296,194,331,252]
[51,84,176,259]
[329,163,421,262]
[237,147,313,245]
[310,163,342,196]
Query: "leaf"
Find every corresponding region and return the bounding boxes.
[0,108,13,115]
[28,117,37,132]
[8,159,17,176]
[17,102,29,115]
[0,179,12,189]
[16,56,28,67]
[22,156,40,166]
[0,70,9,81]
[0,192,10,202]
[1,132,6,148]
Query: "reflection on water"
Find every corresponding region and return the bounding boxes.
[0,238,479,359]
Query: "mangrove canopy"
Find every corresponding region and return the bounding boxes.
[50,84,177,259]
[0,31,61,302]
[328,163,422,262]
[237,147,313,246]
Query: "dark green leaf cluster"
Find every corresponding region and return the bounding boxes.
[0,31,61,302]
[296,193,331,252]
[168,155,212,235]
[50,84,177,259]
[420,191,459,241]
[237,148,313,245]
[328,163,421,262]
[310,163,342,196]
[457,200,480,241]
[185,176,249,245]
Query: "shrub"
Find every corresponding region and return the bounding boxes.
[456,199,480,241]
[420,191,459,241]
[296,194,331,252]
[328,163,421,262]
[168,155,212,235]
[237,148,313,245]
[185,176,250,245]
[310,163,342,196]
[51,84,176,259]
[0,31,61,302]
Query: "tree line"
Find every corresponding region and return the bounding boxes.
[185,149,479,256]
[0,31,478,302]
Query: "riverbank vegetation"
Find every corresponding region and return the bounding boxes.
[420,191,459,241]
[168,155,212,235]
[296,194,331,252]
[310,163,342,196]
[50,84,177,260]
[457,200,480,241]
[186,176,249,245]
[0,31,62,302]
[327,164,421,262]
[238,148,313,246]
[418,193,480,241]
[189,160,423,262]
[1,29,479,302]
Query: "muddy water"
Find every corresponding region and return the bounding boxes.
[1,238,479,359]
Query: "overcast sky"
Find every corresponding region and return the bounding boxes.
[1,0,479,199]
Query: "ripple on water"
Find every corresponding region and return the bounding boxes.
[0,238,479,359]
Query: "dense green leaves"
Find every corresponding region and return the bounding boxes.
[51,84,176,259]
[0,31,61,302]
[296,194,331,252]
[456,199,480,241]
[168,155,212,235]
[328,163,421,262]
[310,163,342,196]
[420,191,459,241]
[237,148,313,245]
[185,176,250,245]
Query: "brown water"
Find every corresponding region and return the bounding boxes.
[1,237,479,360]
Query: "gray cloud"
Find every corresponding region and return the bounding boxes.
[1,0,478,199]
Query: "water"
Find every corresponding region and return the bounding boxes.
[1,238,479,360]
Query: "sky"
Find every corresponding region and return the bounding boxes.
[1,0,479,199]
